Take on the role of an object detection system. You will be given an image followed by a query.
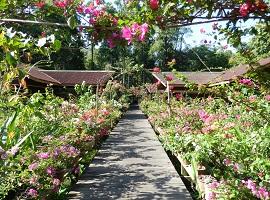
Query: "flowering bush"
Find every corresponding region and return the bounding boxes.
[140,79,270,199]
[0,83,128,199]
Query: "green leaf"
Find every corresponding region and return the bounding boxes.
[6,52,16,66]
[1,111,18,146]
[0,0,7,10]
[14,131,33,149]
[163,2,175,15]
[53,39,61,51]
[67,16,77,29]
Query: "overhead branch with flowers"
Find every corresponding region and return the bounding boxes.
[1,0,270,48]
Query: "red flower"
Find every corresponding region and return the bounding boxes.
[175,93,182,100]
[54,1,67,8]
[35,1,46,8]
[165,74,173,81]
[239,2,251,17]
[150,0,159,10]
[153,67,161,73]
[76,5,85,13]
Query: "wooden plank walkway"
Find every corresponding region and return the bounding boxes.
[69,105,192,200]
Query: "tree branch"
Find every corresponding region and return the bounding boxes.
[0,18,89,28]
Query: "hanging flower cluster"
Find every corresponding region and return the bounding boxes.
[121,23,149,45]
[239,0,268,17]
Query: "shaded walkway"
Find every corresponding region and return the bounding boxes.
[69,105,192,200]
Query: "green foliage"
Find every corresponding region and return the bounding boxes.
[0,82,129,199]
[140,79,270,199]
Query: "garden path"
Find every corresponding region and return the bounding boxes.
[68,105,192,200]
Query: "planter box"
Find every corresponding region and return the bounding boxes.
[175,153,210,199]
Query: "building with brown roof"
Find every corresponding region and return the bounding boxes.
[151,71,223,93]
[23,68,114,95]
[150,56,270,92]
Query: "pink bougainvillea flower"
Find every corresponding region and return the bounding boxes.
[249,95,257,102]
[239,2,251,17]
[46,166,56,176]
[35,1,46,8]
[233,163,240,172]
[76,5,85,13]
[37,152,50,159]
[239,78,253,86]
[198,110,214,124]
[139,23,149,41]
[84,4,94,14]
[113,18,118,25]
[257,187,270,199]
[175,93,182,100]
[101,108,110,116]
[223,158,232,166]
[27,188,38,198]
[165,74,173,81]
[122,26,133,44]
[89,18,97,25]
[150,0,159,10]
[208,181,220,189]
[153,67,161,72]
[54,1,67,8]
[265,95,270,101]
[53,178,61,186]
[107,38,116,48]
[131,23,140,33]
[28,162,38,171]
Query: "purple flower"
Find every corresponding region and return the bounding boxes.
[37,152,50,159]
[208,181,220,189]
[46,166,56,176]
[53,147,61,158]
[205,191,217,200]
[257,187,270,199]
[246,179,257,192]
[27,188,38,198]
[28,162,38,171]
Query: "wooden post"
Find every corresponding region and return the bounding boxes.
[96,84,99,120]
[167,81,171,117]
